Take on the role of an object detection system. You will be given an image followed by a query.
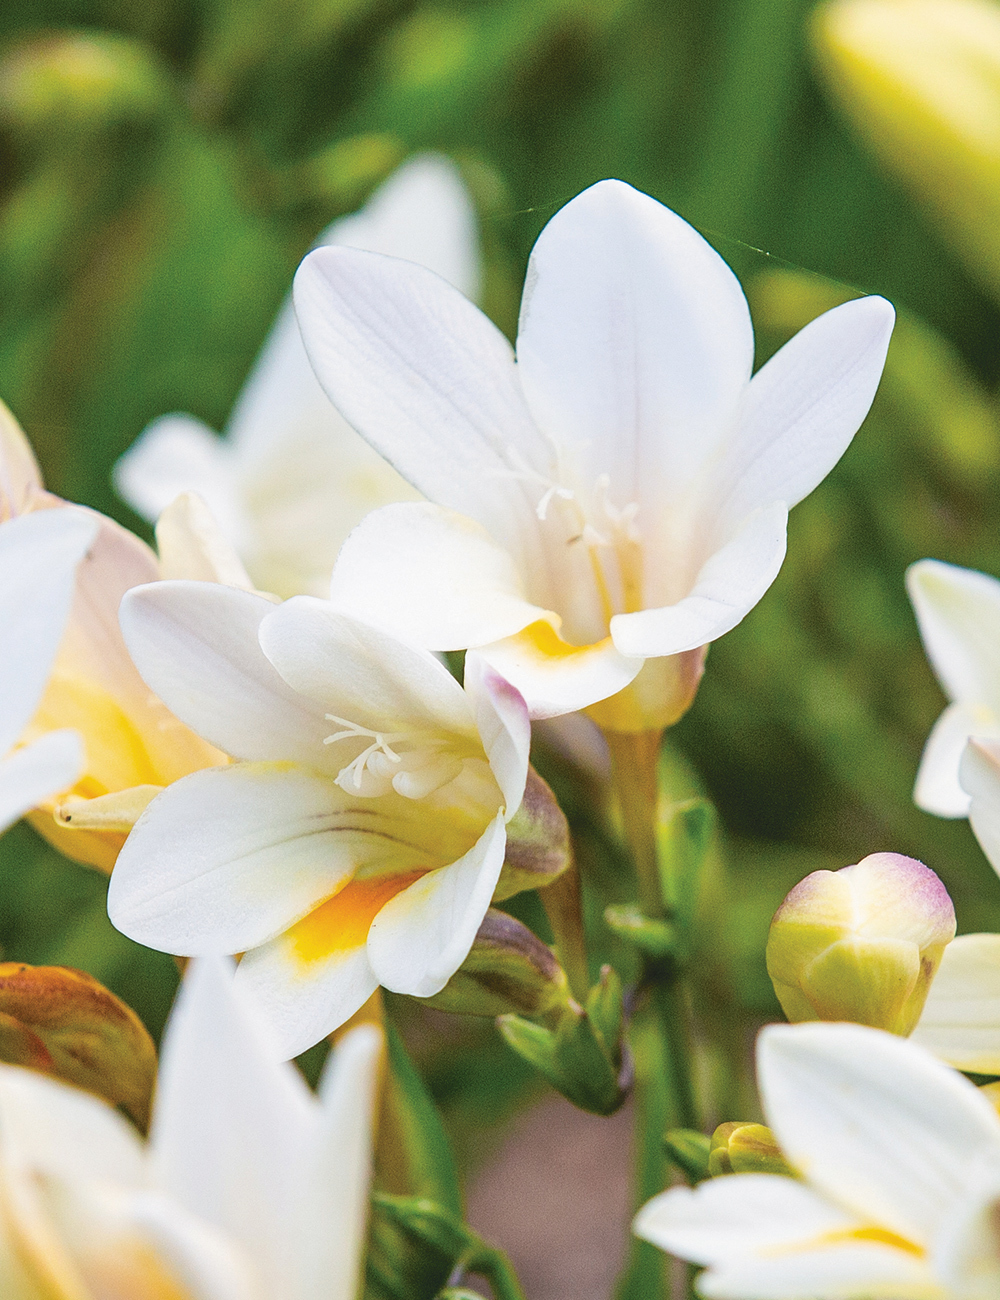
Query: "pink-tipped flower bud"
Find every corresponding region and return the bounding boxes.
[766,852,956,1035]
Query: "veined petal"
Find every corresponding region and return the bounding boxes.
[114,413,248,546]
[119,582,333,769]
[294,246,549,570]
[258,597,476,738]
[329,502,549,649]
[516,179,754,505]
[913,933,1000,1073]
[293,1024,382,1300]
[714,296,894,530]
[463,653,530,814]
[907,559,1000,711]
[108,764,359,955]
[0,397,43,518]
[152,957,314,1296]
[476,623,643,720]
[0,508,97,755]
[367,811,507,998]
[759,1021,1000,1245]
[610,502,788,658]
[915,702,1000,817]
[155,493,255,590]
[961,738,1000,875]
[0,730,82,834]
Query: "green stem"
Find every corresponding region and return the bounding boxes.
[651,978,698,1132]
[540,856,591,1004]
[605,729,665,918]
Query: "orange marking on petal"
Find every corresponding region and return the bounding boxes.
[289,871,428,964]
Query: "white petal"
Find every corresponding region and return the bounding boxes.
[699,1243,938,1300]
[476,624,643,719]
[293,246,549,571]
[0,397,42,517]
[759,1021,1000,1244]
[913,933,1000,1073]
[155,492,255,589]
[714,295,894,529]
[114,413,248,547]
[151,956,315,1295]
[257,597,476,738]
[962,738,1000,875]
[119,581,333,767]
[914,702,1000,817]
[463,653,530,814]
[293,1024,382,1300]
[329,502,549,649]
[108,764,358,955]
[0,730,82,834]
[516,179,754,505]
[932,1178,1000,1300]
[907,559,1000,711]
[235,936,379,1061]
[610,502,788,657]
[0,508,97,754]
[0,1061,145,1188]
[367,811,507,997]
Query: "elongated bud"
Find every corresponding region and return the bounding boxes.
[766,852,956,1034]
[495,767,572,900]
[708,1122,794,1177]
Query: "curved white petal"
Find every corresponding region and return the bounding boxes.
[962,738,1000,875]
[0,397,42,517]
[914,702,1000,817]
[258,597,475,738]
[476,624,643,720]
[0,508,97,754]
[155,492,255,589]
[329,502,549,649]
[932,1176,1000,1299]
[108,764,358,955]
[152,957,314,1295]
[119,581,333,768]
[114,414,247,544]
[610,502,788,658]
[907,559,1000,710]
[0,729,82,833]
[293,246,548,570]
[367,811,507,997]
[759,1021,1000,1245]
[516,179,754,505]
[235,936,379,1061]
[698,1243,937,1299]
[463,653,530,814]
[715,295,895,528]
[913,933,1000,1073]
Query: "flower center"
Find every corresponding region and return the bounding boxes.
[323,715,464,799]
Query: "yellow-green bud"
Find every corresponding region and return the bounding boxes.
[766,852,956,1035]
[708,1122,794,1178]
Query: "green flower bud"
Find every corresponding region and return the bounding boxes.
[766,853,956,1035]
[708,1122,794,1178]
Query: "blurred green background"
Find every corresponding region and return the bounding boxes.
[3,0,1000,1148]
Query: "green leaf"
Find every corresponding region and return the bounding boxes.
[603,905,677,959]
[663,1128,711,1184]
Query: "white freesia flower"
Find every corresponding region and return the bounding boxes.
[907,558,1000,817]
[0,955,381,1299]
[294,178,894,727]
[913,930,1000,1073]
[0,507,96,833]
[115,154,479,599]
[108,581,530,1057]
[635,1020,1000,1298]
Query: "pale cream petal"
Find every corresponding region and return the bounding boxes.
[463,653,530,814]
[913,933,1000,1072]
[914,701,1000,817]
[907,559,1000,712]
[0,730,82,835]
[0,397,42,519]
[155,493,255,590]
[961,738,1000,875]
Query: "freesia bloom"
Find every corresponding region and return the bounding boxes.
[907,557,1000,817]
[0,507,96,833]
[0,955,380,1299]
[635,1020,1000,1297]
[913,930,1000,1074]
[294,178,894,728]
[115,154,479,598]
[108,581,534,1057]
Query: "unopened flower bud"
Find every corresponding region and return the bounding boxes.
[708,1122,794,1178]
[766,852,956,1034]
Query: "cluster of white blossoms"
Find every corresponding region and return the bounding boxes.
[21,151,1000,1300]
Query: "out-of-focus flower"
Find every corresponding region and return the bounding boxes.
[913,930,1000,1074]
[766,852,955,1034]
[0,955,381,1299]
[813,0,1000,303]
[108,581,545,1058]
[0,507,95,833]
[907,558,1000,817]
[295,178,893,730]
[635,1021,1000,1297]
[115,154,479,599]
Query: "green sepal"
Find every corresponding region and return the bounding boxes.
[663,1128,712,1184]
[603,904,677,959]
[494,767,572,901]
[708,1122,795,1178]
